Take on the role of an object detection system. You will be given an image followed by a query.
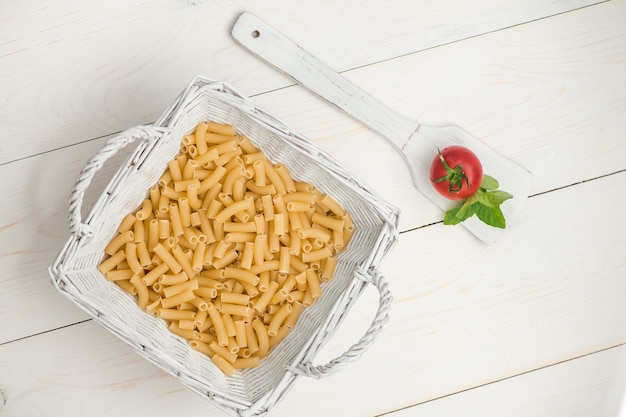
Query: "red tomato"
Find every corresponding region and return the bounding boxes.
[429,146,483,200]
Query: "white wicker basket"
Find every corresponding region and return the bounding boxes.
[49,76,400,417]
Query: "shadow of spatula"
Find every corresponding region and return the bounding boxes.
[232,12,534,244]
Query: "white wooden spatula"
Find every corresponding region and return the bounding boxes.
[231,12,533,244]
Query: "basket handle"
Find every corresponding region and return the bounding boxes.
[289,267,392,379]
[68,125,160,238]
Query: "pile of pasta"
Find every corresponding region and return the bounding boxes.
[98,121,353,376]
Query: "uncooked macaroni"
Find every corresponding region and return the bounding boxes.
[98,121,353,375]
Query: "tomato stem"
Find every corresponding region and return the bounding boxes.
[433,149,471,194]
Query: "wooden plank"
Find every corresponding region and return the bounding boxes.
[386,344,626,417]
[0,0,603,164]
[0,136,133,344]
[0,171,624,416]
[1,0,625,344]
[264,170,626,417]
[248,0,626,223]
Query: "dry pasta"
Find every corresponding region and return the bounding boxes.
[98,120,353,376]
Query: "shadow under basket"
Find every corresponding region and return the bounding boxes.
[49,76,400,417]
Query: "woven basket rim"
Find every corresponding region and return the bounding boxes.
[49,76,400,417]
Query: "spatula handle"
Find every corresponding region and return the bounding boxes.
[232,13,417,152]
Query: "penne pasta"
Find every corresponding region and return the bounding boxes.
[263,160,286,195]
[305,269,322,301]
[274,164,296,193]
[141,262,170,286]
[261,271,274,291]
[268,325,291,349]
[224,266,260,286]
[298,227,332,242]
[286,201,310,212]
[215,198,252,224]
[152,243,182,274]
[222,314,237,338]
[190,296,209,312]
[301,246,333,264]
[135,199,153,221]
[267,303,292,337]
[234,320,248,348]
[168,203,184,237]
[253,281,279,314]
[221,303,251,317]
[106,269,134,282]
[189,339,215,358]
[118,213,137,233]
[239,241,254,270]
[221,292,250,306]
[192,242,206,272]
[198,166,227,194]
[133,220,145,243]
[159,271,188,286]
[105,230,134,256]
[236,135,258,154]
[223,221,257,233]
[211,353,237,376]
[233,356,260,369]
[195,286,217,299]
[206,303,229,347]
[174,178,200,193]
[320,256,338,281]
[98,250,126,274]
[168,159,183,182]
[125,242,143,274]
[211,249,238,269]
[129,274,150,309]
[169,322,198,341]
[159,170,172,187]
[157,307,196,320]
[224,232,256,243]
[178,197,191,228]
[187,184,202,210]
[161,288,196,309]
[206,121,236,136]
[99,120,353,376]
[251,319,269,359]
[320,194,345,217]
[311,212,344,232]
[162,278,198,298]
[260,194,275,221]
[116,279,135,295]
[245,322,259,354]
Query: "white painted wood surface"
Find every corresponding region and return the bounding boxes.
[1,0,625,416]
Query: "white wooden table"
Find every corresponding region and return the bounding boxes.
[1,1,625,416]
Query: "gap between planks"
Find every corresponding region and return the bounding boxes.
[374,341,626,417]
[0,1,608,168]
[400,168,626,235]
[2,168,624,347]
[2,315,623,416]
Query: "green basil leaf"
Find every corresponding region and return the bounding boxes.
[478,190,513,208]
[458,202,479,220]
[456,193,480,218]
[481,175,499,191]
[443,205,464,225]
[444,201,480,225]
[475,204,506,228]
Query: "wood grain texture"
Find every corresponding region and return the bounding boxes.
[0,0,603,164]
[1,0,625,345]
[256,171,626,417]
[1,0,625,416]
[0,171,624,416]
[389,344,626,417]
